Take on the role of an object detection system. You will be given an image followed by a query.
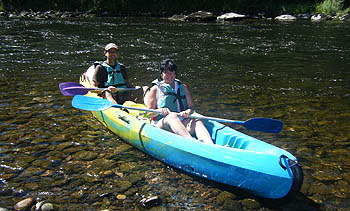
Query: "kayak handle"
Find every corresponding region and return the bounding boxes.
[279,155,299,170]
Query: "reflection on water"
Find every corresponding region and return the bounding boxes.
[0,17,349,210]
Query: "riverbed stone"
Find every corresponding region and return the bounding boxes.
[168,14,186,21]
[309,182,331,195]
[116,194,127,200]
[74,150,98,161]
[241,198,261,209]
[185,11,217,22]
[216,191,236,205]
[14,197,35,211]
[339,14,350,21]
[115,180,132,192]
[275,14,297,21]
[217,13,246,21]
[311,13,327,21]
[223,199,242,210]
[40,203,55,211]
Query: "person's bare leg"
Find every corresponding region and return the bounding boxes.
[104,91,118,104]
[157,113,192,139]
[193,120,214,144]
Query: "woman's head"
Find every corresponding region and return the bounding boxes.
[159,59,177,80]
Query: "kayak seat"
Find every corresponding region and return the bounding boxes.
[223,135,250,149]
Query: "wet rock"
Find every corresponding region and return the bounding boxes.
[223,199,242,210]
[309,182,331,195]
[14,198,35,211]
[339,14,350,21]
[119,162,136,172]
[127,173,145,184]
[241,198,261,209]
[83,170,102,183]
[185,11,217,22]
[297,13,312,19]
[116,194,126,200]
[101,197,111,208]
[216,191,237,205]
[36,201,55,211]
[73,150,98,161]
[311,13,327,21]
[312,169,342,182]
[24,182,39,190]
[115,180,132,192]
[20,167,45,177]
[56,142,73,151]
[91,158,116,171]
[275,14,297,21]
[217,13,246,21]
[168,14,185,21]
[139,195,161,208]
[72,190,85,199]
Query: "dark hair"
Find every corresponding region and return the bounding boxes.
[159,59,177,80]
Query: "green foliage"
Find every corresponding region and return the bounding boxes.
[1,0,349,17]
[316,0,345,15]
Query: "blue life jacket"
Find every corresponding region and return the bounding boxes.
[100,61,127,88]
[153,79,187,119]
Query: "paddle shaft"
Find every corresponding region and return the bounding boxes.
[72,95,283,133]
[100,103,249,125]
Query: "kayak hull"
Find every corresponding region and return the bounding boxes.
[77,78,303,200]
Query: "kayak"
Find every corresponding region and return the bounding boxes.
[72,76,303,200]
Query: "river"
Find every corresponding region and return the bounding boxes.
[0,17,349,210]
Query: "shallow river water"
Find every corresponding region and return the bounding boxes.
[0,17,349,210]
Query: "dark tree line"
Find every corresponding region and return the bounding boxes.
[2,0,350,16]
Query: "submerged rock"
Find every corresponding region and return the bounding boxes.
[139,195,161,208]
[14,198,35,210]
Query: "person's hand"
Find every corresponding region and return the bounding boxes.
[180,109,192,118]
[159,108,170,116]
[107,86,117,92]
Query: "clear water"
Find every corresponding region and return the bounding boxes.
[0,17,349,210]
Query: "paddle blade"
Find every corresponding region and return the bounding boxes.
[72,95,118,111]
[59,82,88,96]
[243,118,283,133]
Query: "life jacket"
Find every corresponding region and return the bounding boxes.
[100,61,127,88]
[153,79,187,120]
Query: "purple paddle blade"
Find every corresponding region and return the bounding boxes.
[59,82,89,96]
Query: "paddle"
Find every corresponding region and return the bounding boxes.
[59,82,137,96]
[72,95,283,133]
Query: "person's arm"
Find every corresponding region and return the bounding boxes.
[145,86,169,117]
[181,84,196,118]
[91,65,107,88]
[145,86,158,109]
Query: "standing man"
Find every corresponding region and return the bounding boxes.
[88,43,145,104]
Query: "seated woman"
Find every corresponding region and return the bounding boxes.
[145,59,213,144]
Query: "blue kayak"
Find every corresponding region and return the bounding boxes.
[74,79,303,200]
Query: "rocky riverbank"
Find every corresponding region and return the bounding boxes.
[1,9,350,22]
